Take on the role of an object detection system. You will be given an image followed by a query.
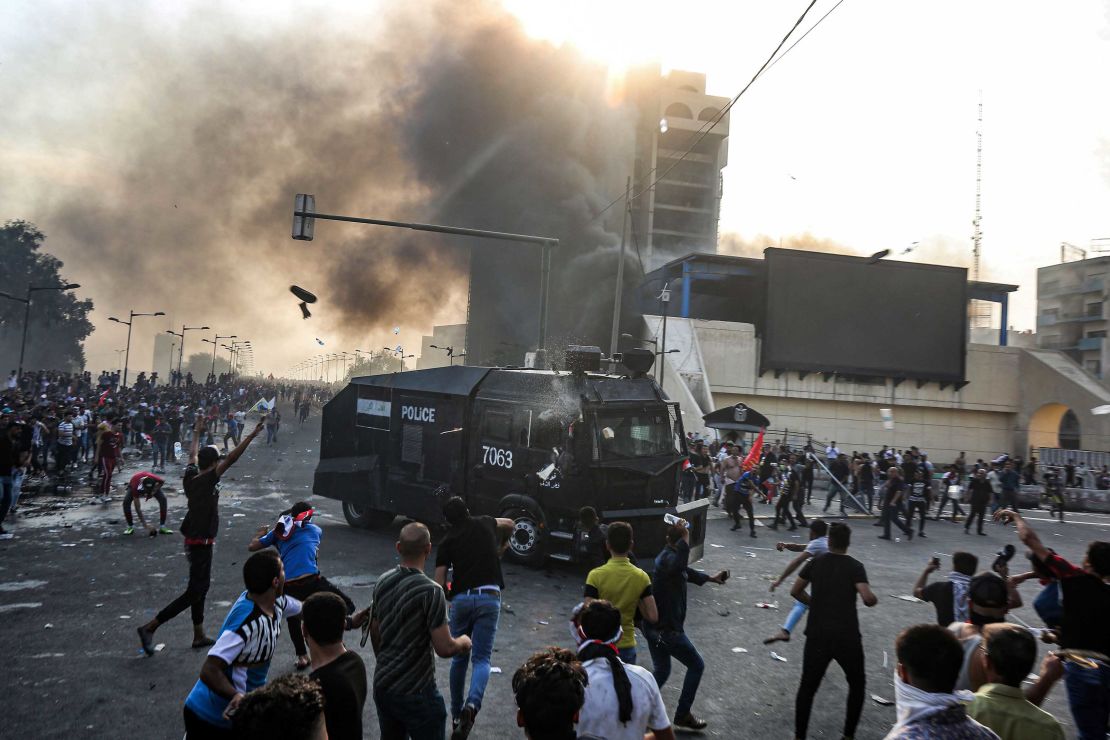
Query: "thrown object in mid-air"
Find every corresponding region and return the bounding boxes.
[291,285,317,320]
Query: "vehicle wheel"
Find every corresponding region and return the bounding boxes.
[502,507,545,566]
[342,500,394,529]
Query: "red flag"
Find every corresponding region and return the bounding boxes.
[97,389,111,407]
[741,428,765,472]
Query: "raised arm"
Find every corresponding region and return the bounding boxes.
[913,559,940,600]
[188,418,204,465]
[215,421,264,477]
[996,509,1050,562]
[771,552,810,592]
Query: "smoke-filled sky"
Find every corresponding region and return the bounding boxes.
[3,0,1110,375]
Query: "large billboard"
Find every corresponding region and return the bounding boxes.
[761,249,967,382]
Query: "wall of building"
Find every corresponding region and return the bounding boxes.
[1036,256,1110,380]
[417,324,467,370]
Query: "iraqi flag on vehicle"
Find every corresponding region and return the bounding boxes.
[741,428,765,472]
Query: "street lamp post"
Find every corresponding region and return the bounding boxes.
[0,282,81,377]
[430,344,467,366]
[108,309,165,388]
[166,325,210,378]
[205,333,237,379]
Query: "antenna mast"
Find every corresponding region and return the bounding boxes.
[969,92,992,329]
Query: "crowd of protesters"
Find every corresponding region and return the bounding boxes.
[165,499,1107,740]
[0,368,330,538]
[6,368,1109,738]
[138,427,1106,740]
[682,435,1106,539]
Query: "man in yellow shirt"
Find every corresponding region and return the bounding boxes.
[968,624,1065,740]
[583,522,657,664]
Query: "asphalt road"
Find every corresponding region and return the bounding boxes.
[1,412,1096,739]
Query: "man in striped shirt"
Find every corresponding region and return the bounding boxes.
[183,550,301,737]
[54,411,75,473]
[367,522,472,740]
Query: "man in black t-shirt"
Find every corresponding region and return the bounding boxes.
[914,551,978,625]
[966,468,993,535]
[303,592,367,740]
[433,497,514,740]
[137,416,263,655]
[791,523,877,739]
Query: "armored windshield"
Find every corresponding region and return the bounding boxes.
[594,408,681,460]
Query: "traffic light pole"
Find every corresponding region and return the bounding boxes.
[293,199,557,359]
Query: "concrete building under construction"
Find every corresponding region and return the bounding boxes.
[624,67,731,269]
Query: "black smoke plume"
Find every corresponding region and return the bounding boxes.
[12,0,635,371]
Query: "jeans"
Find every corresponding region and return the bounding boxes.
[1064,659,1110,740]
[1032,581,1062,629]
[448,592,501,716]
[794,637,865,739]
[153,439,168,469]
[11,469,23,509]
[881,502,911,538]
[783,600,808,634]
[0,475,12,528]
[265,424,277,444]
[1000,488,1019,511]
[618,646,637,665]
[375,684,447,740]
[645,627,705,718]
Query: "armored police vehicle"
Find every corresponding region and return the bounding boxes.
[313,349,708,566]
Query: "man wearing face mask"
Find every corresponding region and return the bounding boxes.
[884,624,998,739]
[948,572,1023,693]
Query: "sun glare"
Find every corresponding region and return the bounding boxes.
[501,0,684,73]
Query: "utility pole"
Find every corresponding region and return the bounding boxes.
[608,176,632,364]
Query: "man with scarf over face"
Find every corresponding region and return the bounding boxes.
[884,624,998,739]
[571,600,675,740]
[248,501,358,671]
[914,552,978,626]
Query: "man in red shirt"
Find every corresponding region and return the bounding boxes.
[996,508,1110,739]
[123,471,172,536]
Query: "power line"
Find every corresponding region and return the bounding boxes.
[763,0,846,75]
[591,0,842,225]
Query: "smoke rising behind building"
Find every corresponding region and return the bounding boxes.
[2,0,647,372]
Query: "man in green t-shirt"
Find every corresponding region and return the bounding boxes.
[582,522,657,664]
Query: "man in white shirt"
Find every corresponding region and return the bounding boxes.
[574,600,675,740]
[6,371,16,390]
[825,442,840,463]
